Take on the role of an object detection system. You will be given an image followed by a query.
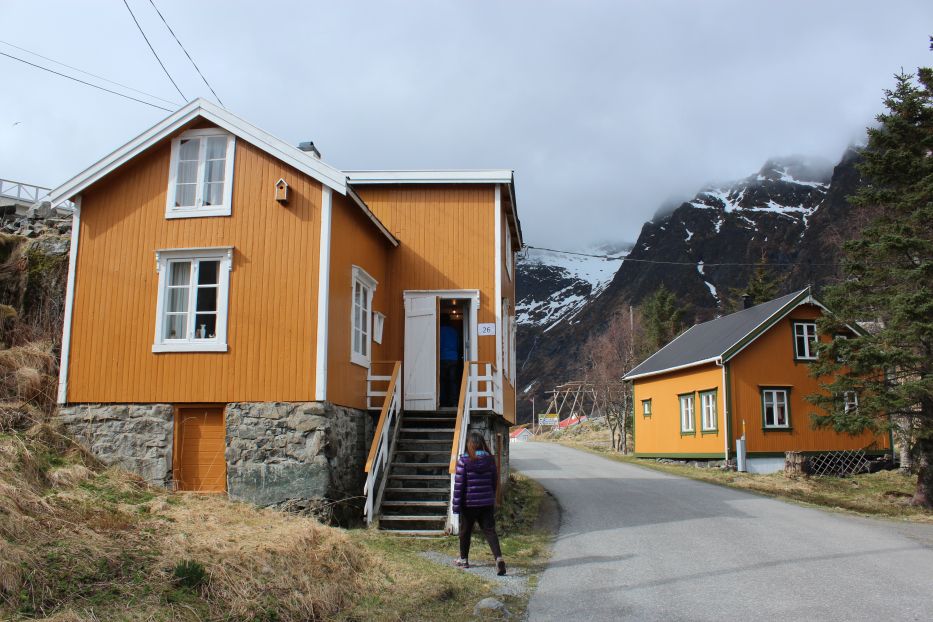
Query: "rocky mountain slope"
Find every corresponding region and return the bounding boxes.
[515,151,865,422]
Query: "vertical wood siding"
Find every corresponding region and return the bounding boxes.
[67,133,322,403]
[326,193,392,410]
[356,185,498,368]
[730,305,889,453]
[633,363,724,456]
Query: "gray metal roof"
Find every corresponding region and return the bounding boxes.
[624,288,810,380]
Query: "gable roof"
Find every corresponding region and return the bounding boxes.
[623,288,822,381]
[46,98,398,246]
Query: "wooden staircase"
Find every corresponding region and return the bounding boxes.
[363,360,499,536]
[378,411,456,535]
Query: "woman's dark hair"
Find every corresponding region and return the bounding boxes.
[466,430,491,459]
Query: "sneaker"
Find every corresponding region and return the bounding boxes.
[455,558,470,569]
[496,558,506,576]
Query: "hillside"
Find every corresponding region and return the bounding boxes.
[515,151,865,422]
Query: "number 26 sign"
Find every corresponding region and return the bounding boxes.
[478,323,496,336]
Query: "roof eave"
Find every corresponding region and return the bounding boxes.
[347,186,399,247]
[623,356,723,382]
[48,98,348,206]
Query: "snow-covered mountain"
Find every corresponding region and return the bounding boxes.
[516,245,628,331]
[515,152,864,423]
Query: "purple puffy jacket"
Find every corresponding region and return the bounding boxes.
[453,450,498,513]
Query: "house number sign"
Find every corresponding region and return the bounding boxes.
[478,323,496,336]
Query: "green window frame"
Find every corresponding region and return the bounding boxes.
[699,389,718,434]
[792,321,818,361]
[642,399,652,417]
[761,387,792,430]
[679,392,696,435]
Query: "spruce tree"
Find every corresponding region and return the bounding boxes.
[808,59,933,507]
[640,285,686,355]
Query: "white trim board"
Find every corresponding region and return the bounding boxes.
[314,187,333,401]
[494,185,503,382]
[346,170,514,184]
[56,196,81,404]
[48,99,347,206]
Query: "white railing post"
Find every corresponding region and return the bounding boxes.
[363,361,402,525]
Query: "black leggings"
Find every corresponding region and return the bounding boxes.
[459,506,502,560]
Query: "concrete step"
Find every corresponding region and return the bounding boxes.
[387,474,449,481]
[392,462,448,469]
[378,529,447,537]
[382,500,448,508]
[379,515,446,523]
[400,427,455,434]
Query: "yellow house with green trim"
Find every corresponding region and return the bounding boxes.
[623,288,890,473]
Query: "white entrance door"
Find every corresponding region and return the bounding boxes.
[404,294,438,411]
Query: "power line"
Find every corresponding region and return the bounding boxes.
[122,0,186,101]
[148,0,225,106]
[0,50,174,112]
[0,38,181,107]
[522,244,842,267]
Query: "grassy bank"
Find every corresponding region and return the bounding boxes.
[346,473,553,620]
[541,421,932,523]
[0,425,552,621]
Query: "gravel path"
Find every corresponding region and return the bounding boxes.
[512,442,933,622]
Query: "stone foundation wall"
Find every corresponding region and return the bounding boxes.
[225,401,372,523]
[56,404,174,486]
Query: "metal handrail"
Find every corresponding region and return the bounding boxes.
[363,361,402,525]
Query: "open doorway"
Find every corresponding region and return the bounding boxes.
[403,290,478,412]
[439,298,469,409]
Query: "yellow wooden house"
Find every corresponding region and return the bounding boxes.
[623,288,890,473]
[49,99,520,533]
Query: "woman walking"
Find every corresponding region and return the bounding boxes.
[452,431,506,575]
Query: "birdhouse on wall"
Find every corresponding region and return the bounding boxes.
[274,178,290,204]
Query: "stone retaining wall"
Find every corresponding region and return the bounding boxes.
[56,403,174,486]
[224,401,371,523]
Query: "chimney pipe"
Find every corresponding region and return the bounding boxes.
[298,141,321,159]
[742,293,753,309]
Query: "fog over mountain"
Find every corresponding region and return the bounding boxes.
[1,1,931,248]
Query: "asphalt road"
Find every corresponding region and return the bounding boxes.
[511,442,933,622]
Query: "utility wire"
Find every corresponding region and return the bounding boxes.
[522,244,843,267]
[148,0,224,106]
[122,0,186,101]
[0,50,174,112]
[0,39,180,107]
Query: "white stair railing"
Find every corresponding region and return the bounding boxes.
[447,361,499,534]
[363,361,402,525]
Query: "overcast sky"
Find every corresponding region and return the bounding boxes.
[1,1,930,248]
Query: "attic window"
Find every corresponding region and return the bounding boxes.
[166,129,236,219]
[793,321,818,360]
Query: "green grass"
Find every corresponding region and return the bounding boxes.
[343,473,554,621]
[542,425,932,523]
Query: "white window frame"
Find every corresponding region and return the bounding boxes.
[762,388,790,429]
[351,266,377,368]
[502,298,511,382]
[153,247,233,353]
[680,394,695,434]
[642,399,652,416]
[373,311,385,345]
[700,390,717,432]
[166,128,236,219]
[793,321,818,360]
[504,220,513,280]
[843,391,859,414]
